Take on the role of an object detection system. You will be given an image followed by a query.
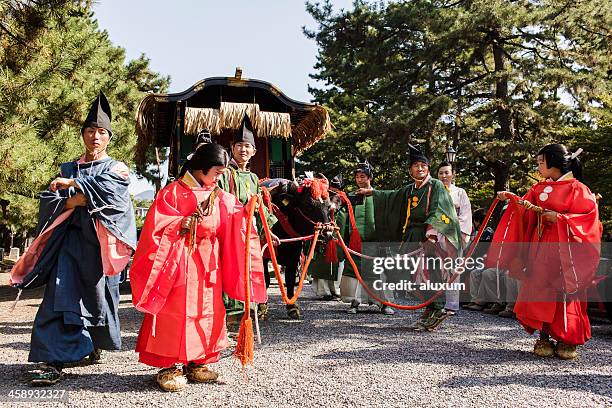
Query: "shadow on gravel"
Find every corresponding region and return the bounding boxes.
[62,373,158,393]
[0,341,30,351]
[0,365,156,393]
[121,333,139,351]
[0,321,34,336]
[0,286,44,303]
[118,305,143,333]
[65,371,229,394]
[311,342,530,365]
[439,373,612,397]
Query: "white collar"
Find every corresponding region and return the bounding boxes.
[181,170,201,188]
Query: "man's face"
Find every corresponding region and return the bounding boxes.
[409,161,429,180]
[232,142,256,164]
[355,172,371,189]
[82,127,110,155]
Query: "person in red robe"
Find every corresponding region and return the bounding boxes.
[130,142,267,392]
[491,143,602,360]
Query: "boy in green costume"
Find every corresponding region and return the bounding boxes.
[340,161,395,315]
[216,115,280,323]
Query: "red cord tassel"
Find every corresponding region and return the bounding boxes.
[234,316,254,367]
[235,196,256,371]
[349,227,362,253]
[325,239,338,263]
[335,191,362,252]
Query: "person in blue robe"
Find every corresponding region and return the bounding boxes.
[10,92,137,386]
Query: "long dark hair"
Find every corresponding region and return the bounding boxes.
[179,143,229,177]
[537,143,583,181]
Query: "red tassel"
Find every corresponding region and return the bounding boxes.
[335,191,362,252]
[234,316,254,368]
[325,239,338,263]
[260,186,273,213]
[349,228,362,253]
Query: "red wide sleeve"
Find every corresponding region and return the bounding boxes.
[486,188,538,280]
[130,182,196,314]
[557,181,602,293]
[218,191,268,304]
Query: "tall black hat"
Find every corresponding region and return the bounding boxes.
[194,129,212,148]
[408,143,429,165]
[233,114,256,147]
[186,129,213,160]
[330,173,344,190]
[82,91,112,136]
[354,159,374,178]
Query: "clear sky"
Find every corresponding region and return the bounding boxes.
[93,0,354,102]
[92,0,354,194]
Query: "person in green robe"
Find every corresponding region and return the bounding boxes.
[340,161,395,315]
[358,145,462,331]
[216,115,279,324]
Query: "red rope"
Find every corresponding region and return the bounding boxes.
[334,191,362,252]
[336,198,502,310]
[234,195,257,369]
[260,186,274,213]
[257,195,321,305]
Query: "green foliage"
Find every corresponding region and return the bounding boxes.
[131,197,152,230]
[558,98,612,236]
[302,0,611,233]
[0,0,169,236]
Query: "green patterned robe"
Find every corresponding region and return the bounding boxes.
[216,164,277,234]
[372,177,461,248]
[371,177,462,309]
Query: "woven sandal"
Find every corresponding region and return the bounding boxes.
[257,303,270,321]
[286,303,302,319]
[184,363,219,383]
[554,342,578,360]
[31,364,63,386]
[533,339,555,357]
[422,309,454,332]
[156,366,187,392]
[410,308,434,330]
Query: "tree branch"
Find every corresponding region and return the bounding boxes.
[441,0,467,8]
[0,22,35,50]
[542,0,574,22]
[576,23,607,38]
[442,72,490,95]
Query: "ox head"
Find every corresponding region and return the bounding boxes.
[267,174,343,238]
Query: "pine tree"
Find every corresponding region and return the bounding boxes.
[302,0,610,201]
[0,0,169,240]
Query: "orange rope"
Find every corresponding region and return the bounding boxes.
[234,196,257,368]
[256,195,321,305]
[248,191,503,312]
[335,198,502,310]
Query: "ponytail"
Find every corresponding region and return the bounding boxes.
[569,156,583,182]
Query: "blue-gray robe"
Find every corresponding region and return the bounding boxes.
[16,157,137,364]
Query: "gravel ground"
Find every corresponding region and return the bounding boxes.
[0,277,610,408]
